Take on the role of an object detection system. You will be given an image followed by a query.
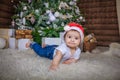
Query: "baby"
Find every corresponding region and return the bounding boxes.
[26,22,84,71]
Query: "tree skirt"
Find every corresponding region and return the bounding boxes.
[0,44,120,80]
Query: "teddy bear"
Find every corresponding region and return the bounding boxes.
[83,33,97,52]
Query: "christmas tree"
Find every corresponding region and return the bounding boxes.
[12,0,85,44]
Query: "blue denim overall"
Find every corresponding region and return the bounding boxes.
[30,42,58,60]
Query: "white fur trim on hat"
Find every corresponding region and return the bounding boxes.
[64,25,70,31]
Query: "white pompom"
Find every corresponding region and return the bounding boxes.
[0,38,6,49]
[64,25,70,31]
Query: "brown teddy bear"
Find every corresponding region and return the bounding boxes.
[83,33,97,52]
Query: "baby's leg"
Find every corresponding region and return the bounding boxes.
[31,43,56,59]
[42,43,47,48]
[30,43,47,57]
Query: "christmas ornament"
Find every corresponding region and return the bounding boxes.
[26,14,35,24]
[23,6,27,10]
[59,1,70,10]
[48,10,56,22]
[54,11,60,17]
[44,2,49,8]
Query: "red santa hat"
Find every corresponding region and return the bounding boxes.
[63,22,84,43]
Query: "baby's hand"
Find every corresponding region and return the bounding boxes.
[49,50,62,71]
[49,65,58,71]
[62,59,72,64]
[62,58,77,64]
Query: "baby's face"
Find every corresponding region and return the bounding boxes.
[64,30,81,48]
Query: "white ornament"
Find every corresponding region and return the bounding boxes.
[0,38,6,49]
[44,2,49,8]
[48,11,56,22]
[59,1,69,10]
[69,1,74,5]
[35,9,39,14]
[46,10,50,14]
[23,6,27,10]
[61,22,65,26]
[75,7,80,14]
[54,11,60,17]
[79,16,83,20]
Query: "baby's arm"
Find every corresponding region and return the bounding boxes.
[62,58,78,64]
[49,50,63,71]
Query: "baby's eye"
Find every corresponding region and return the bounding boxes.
[68,36,72,38]
[75,37,78,40]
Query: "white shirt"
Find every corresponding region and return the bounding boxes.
[53,43,81,62]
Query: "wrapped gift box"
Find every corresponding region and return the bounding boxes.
[18,39,30,50]
[25,35,32,39]
[9,38,16,49]
[15,35,25,39]
[16,30,25,35]
[24,30,32,34]
[9,38,31,50]
[42,37,61,45]
[10,29,33,50]
[15,30,32,39]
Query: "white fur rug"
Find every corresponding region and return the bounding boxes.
[0,43,120,80]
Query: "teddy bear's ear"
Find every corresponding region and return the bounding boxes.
[84,33,94,42]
